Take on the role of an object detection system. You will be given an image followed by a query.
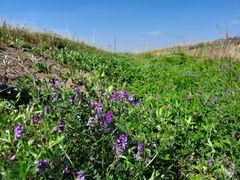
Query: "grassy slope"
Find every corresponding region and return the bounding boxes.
[145,37,240,60]
[1,24,240,179]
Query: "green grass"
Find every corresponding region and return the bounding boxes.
[0,24,240,179]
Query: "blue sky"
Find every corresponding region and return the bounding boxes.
[0,0,240,52]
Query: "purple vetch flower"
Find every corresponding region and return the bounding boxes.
[44,106,49,115]
[226,163,235,178]
[165,105,171,111]
[87,117,94,127]
[221,157,226,164]
[93,101,102,114]
[115,134,128,156]
[127,93,135,103]
[35,159,49,174]
[101,111,113,131]
[219,66,225,73]
[136,142,144,160]
[120,90,128,100]
[64,167,71,174]
[56,119,64,132]
[51,77,58,88]
[103,111,113,123]
[145,156,150,164]
[76,170,85,180]
[69,96,75,105]
[208,158,215,166]
[8,153,16,161]
[112,91,119,102]
[31,114,43,124]
[14,124,23,141]
[51,92,58,99]
[75,87,81,94]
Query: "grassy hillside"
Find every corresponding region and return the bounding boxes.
[148,37,240,60]
[1,24,240,179]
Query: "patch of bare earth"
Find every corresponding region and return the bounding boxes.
[0,45,35,85]
[0,44,88,93]
[0,44,67,84]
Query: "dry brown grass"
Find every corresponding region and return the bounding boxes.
[151,37,240,60]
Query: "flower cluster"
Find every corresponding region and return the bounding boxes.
[208,158,215,166]
[115,134,128,156]
[44,106,49,114]
[31,114,43,124]
[51,77,58,88]
[77,170,85,180]
[69,95,75,105]
[226,163,235,178]
[101,110,113,130]
[35,159,49,174]
[14,124,23,141]
[135,142,144,160]
[75,87,81,94]
[56,119,64,132]
[64,167,71,174]
[111,90,137,105]
[93,101,102,114]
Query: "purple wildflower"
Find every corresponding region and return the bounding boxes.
[221,157,226,164]
[8,153,16,161]
[69,96,75,105]
[56,119,64,132]
[35,159,49,174]
[31,114,43,124]
[127,93,135,103]
[51,92,58,99]
[208,158,215,166]
[101,110,113,130]
[103,111,113,123]
[93,101,102,114]
[51,77,58,88]
[120,90,128,100]
[14,124,23,141]
[145,156,150,164]
[112,91,118,102]
[64,167,71,174]
[226,163,235,177]
[165,105,171,111]
[44,106,49,115]
[219,66,225,73]
[115,134,128,156]
[76,170,85,180]
[75,87,81,94]
[87,117,94,127]
[136,142,144,160]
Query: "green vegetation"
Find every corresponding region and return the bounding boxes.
[0,24,240,179]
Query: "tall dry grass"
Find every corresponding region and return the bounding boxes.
[152,37,240,60]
